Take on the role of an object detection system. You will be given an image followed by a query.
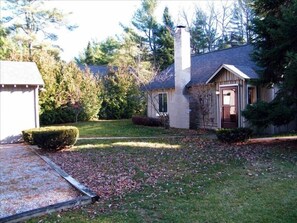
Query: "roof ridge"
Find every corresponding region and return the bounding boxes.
[191,44,252,58]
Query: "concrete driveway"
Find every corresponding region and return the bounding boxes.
[0,144,83,221]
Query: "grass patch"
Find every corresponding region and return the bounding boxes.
[63,120,169,138]
[31,137,297,223]
[60,119,205,138]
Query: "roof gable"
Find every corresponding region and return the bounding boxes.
[0,61,44,86]
[146,45,258,90]
[206,64,259,83]
[190,44,257,84]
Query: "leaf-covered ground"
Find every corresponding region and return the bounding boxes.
[35,136,297,222]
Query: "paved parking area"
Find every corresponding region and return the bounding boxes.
[0,144,81,220]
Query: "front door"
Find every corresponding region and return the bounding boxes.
[221,86,238,128]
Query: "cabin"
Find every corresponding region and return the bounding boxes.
[146,26,296,134]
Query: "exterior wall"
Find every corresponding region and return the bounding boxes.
[147,89,174,118]
[170,27,191,129]
[258,86,297,134]
[209,69,247,129]
[189,84,217,129]
[0,85,40,143]
[258,86,276,102]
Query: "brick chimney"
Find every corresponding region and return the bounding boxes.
[170,26,191,128]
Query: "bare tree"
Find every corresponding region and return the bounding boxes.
[229,0,255,44]
[190,83,216,130]
[238,0,255,43]
[216,0,233,49]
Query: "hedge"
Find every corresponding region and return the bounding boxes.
[132,116,163,127]
[22,126,79,151]
[216,128,253,143]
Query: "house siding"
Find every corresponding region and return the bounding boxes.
[208,69,247,129]
[147,89,174,119]
[257,86,297,134]
[0,86,39,143]
[189,84,217,129]
[189,69,267,130]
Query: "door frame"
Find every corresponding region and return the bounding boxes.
[218,84,239,129]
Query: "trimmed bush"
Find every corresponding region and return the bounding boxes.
[132,116,163,127]
[216,128,253,143]
[22,126,79,151]
[22,128,36,145]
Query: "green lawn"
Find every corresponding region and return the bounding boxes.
[65,120,170,137]
[31,121,297,223]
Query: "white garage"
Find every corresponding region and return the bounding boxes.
[0,61,44,144]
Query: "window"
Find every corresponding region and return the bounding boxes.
[248,87,257,104]
[158,93,167,112]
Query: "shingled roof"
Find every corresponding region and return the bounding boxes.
[0,61,44,86]
[146,45,258,90]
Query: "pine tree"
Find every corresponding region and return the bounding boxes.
[190,8,208,54]
[250,0,297,126]
[229,3,246,46]
[130,0,159,70]
[84,41,97,65]
[76,38,120,65]
[155,7,174,70]
[1,0,76,60]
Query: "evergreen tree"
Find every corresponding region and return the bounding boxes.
[98,70,142,119]
[83,41,97,65]
[248,0,297,126]
[188,4,219,53]
[130,0,159,70]
[97,37,120,65]
[1,0,76,60]
[229,0,254,45]
[216,2,233,50]
[190,8,208,54]
[0,25,14,60]
[76,37,120,65]
[36,52,102,124]
[155,7,174,70]
[204,4,219,52]
[229,3,246,46]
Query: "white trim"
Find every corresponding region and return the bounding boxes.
[218,85,240,128]
[224,64,250,79]
[157,92,168,113]
[216,93,221,128]
[247,84,257,105]
[219,83,239,88]
[34,86,40,128]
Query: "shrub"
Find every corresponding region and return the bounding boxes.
[132,116,163,127]
[22,126,79,151]
[22,128,36,145]
[269,102,296,126]
[241,101,271,130]
[216,128,253,143]
[242,100,296,130]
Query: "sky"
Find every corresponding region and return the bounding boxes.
[44,0,207,61]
